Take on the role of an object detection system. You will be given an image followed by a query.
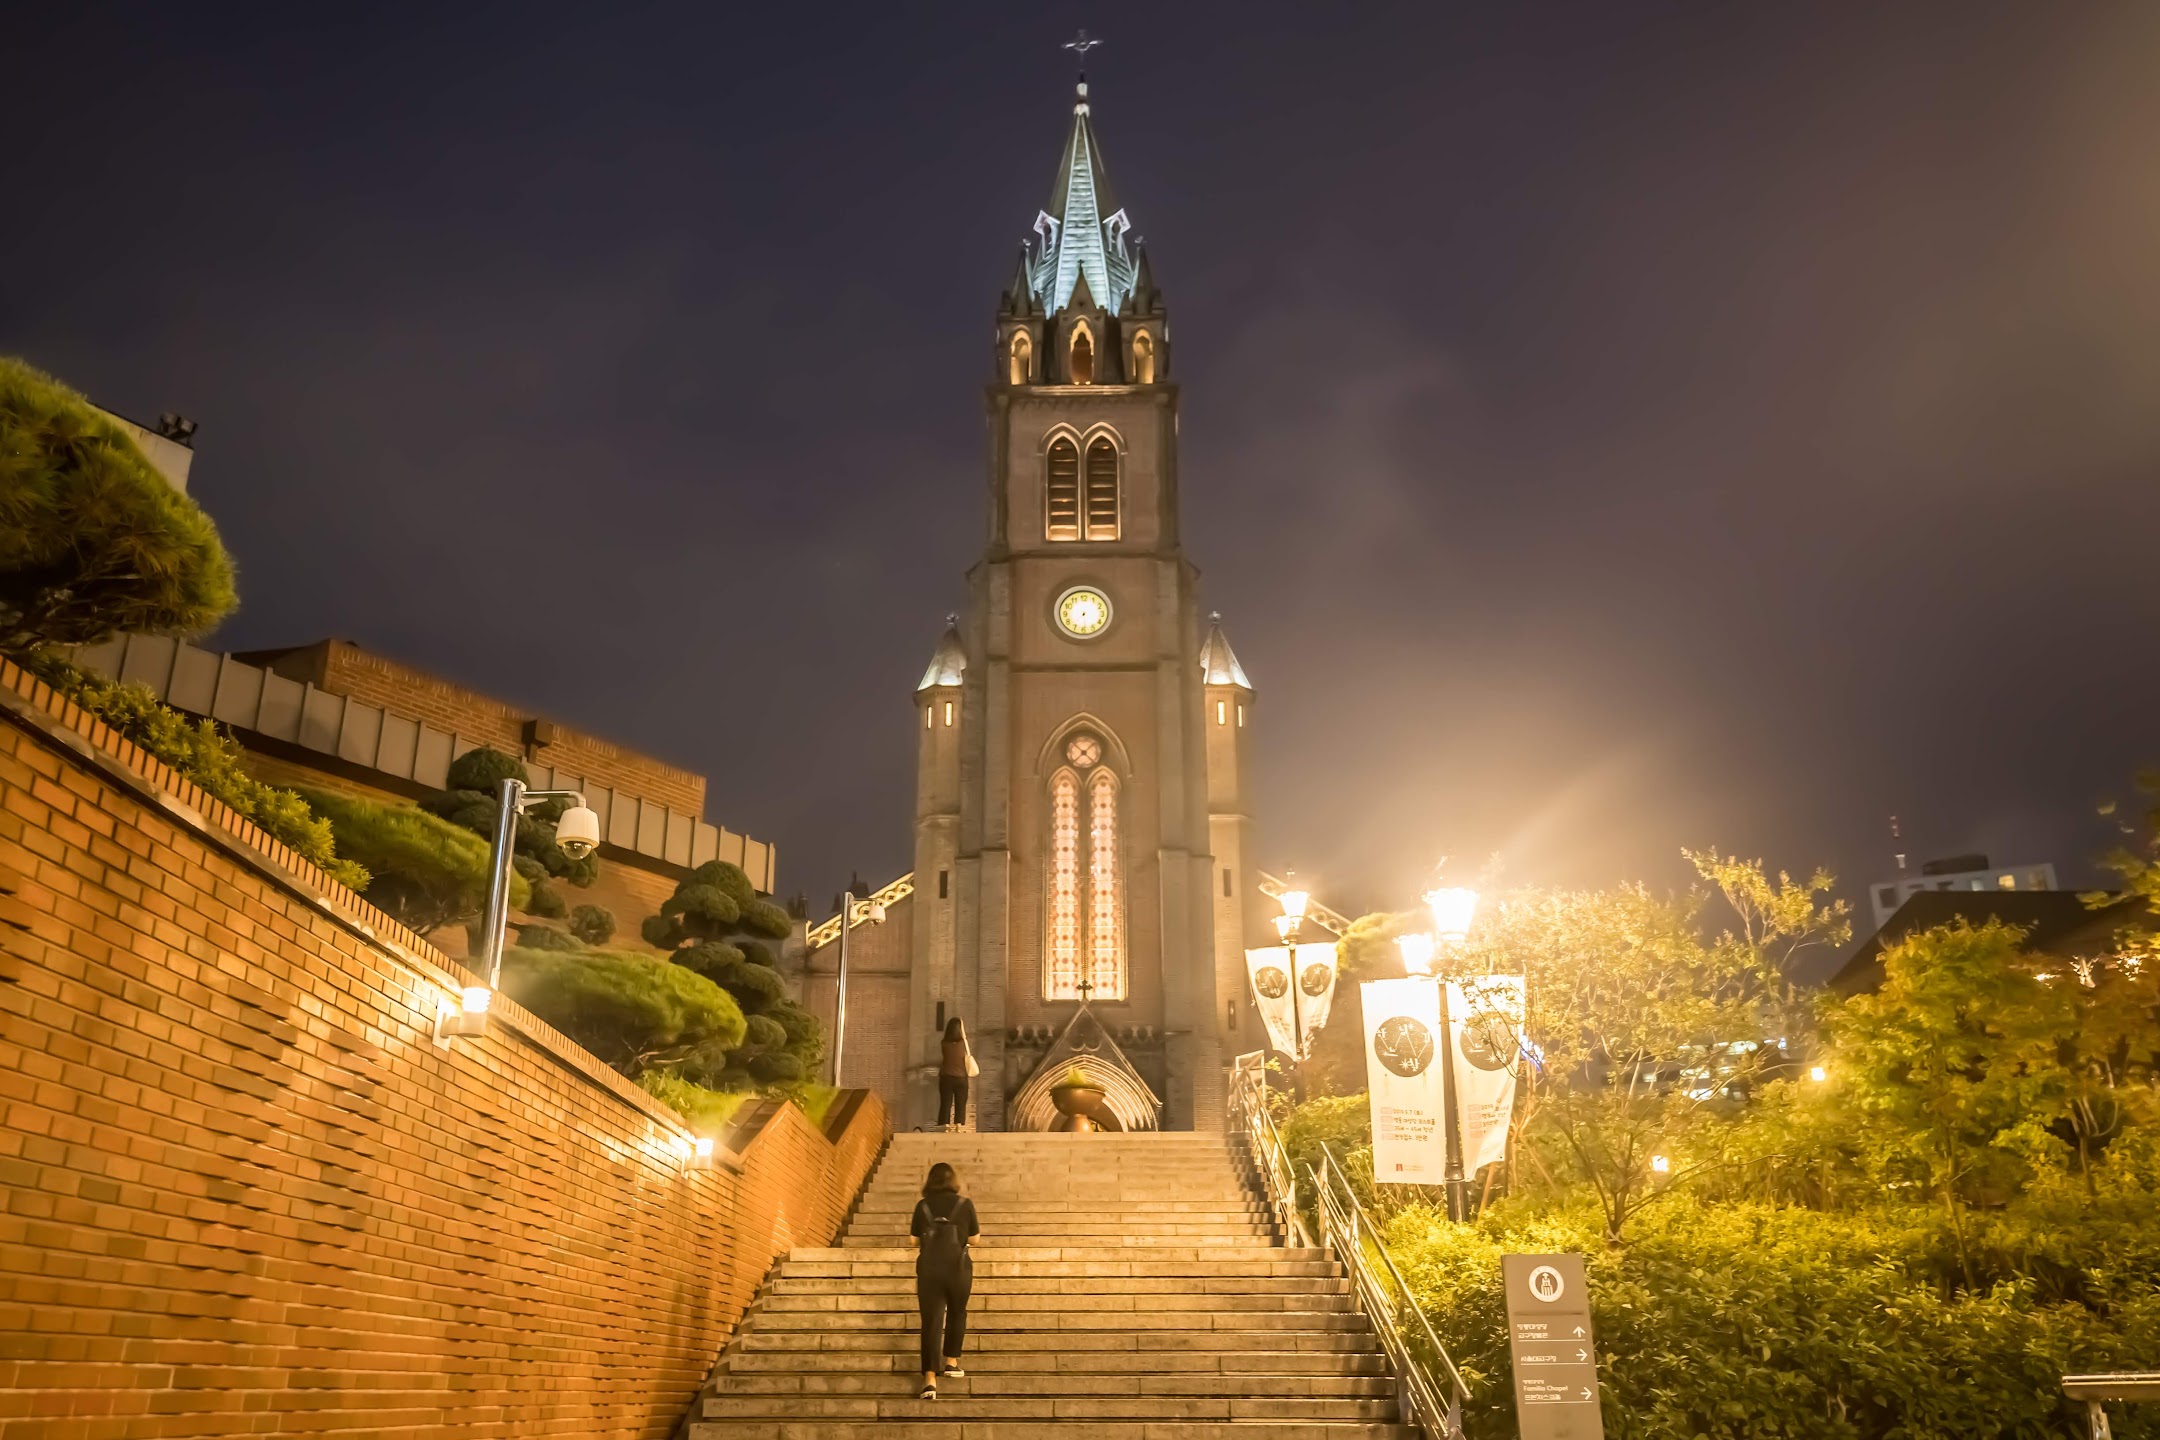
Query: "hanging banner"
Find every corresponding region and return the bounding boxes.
[1362,977,1448,1184]
[1450,974,1527,1177]
[1294,941,1340,1052]
[1245,947,1297,1055]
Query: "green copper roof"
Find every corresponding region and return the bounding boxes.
[1026,83,1138,316]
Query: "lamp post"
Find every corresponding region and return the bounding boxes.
[828,890,886,1086]
[1274,886,1311,1071]
[1424,886,1479,1223]
[441,777,600,1039]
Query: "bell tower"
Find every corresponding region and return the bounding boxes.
[906,67,1254,1132]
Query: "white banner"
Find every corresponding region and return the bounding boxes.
[1245,947,1297,1055]
[1246,942,1340,1055]
[1449,975,1526,1176]
[1294,941,1339,1051]
[1361,977,1448,1184]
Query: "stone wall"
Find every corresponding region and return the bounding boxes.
[0,659,887,1438]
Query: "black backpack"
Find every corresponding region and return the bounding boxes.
[918,1192,967,1264]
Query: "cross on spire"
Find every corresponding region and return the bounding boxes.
[1063,29,1103,79]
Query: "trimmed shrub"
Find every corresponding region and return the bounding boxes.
[512,923,583,953]
[300,787,523,933]
[643,860,821,1082]
[569,903,615,946]
[501,946,745,1075]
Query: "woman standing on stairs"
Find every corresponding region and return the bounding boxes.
[937,1017,977,1130]
[911,1161,979,1401]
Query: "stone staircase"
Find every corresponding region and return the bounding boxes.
[686,1130,1414,1439]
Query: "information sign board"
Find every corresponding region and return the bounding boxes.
[1502,1253,1605,1440]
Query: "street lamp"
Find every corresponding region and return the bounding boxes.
[1420,885,1480,1223]
[439,777,600,1040]
[1395,931,1436,977]
[828,891,887,1085]
[1274,886,1309,1054]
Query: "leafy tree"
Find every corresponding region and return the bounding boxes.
[422,747,597,920]
[299,787,526,934]
[643,860,813,1087]
[500,946,745,1076]
[0,357,236,657]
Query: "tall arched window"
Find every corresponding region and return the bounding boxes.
[1008,331,1032,385]
[1045,437,1080,541]
[1069,324,1095,384]
[1083,438,1119,540]
[1046,768,1082,999]
[1045,734,1125,1001]
[1131,331,1155,384]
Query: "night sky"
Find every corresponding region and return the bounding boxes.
[10,3,2160,925]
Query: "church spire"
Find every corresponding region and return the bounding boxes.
[1017,65,1140,318]
[1199,613,1252,690]
[917,615,967,691]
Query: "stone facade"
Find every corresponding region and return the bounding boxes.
[838,81,1266,1134]
[0,657,885,1436]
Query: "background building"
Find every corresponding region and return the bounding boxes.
[1867,852,2059,929]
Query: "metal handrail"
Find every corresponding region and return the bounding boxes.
[1227,1056,1469,1439]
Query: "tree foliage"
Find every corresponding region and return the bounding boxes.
[0,357,236,656]
[422,746,598,921]
[643,860,815,1087]
[299,787,526,934]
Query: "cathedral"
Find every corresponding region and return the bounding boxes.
[805,75,1263,1132]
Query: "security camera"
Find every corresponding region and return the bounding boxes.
[555,803,601,860]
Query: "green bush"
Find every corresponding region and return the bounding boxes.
[1379,1195,2160,1440]
[0,357,236,656]
[501,946,745,1075]
[33,663,364,887]
[512,922,583,953]
[569,903,615,946]
[742,1014,788,1050]
[423,746,601,893]
[300,787,523,932]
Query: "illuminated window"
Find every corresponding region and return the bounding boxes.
[1046,437,1080,541]
[1044,736,1125,1002]
[1070,324,1095,384]
[943,700,954,726]
[1216,699,1227,725]
[1046,769,1082,999]
[1009,330,1032,385]
[1132,330,1155,384]
[1236,703,1244,728]
[925,706,932,730]
[1997,873,2016,890]
[1084,438,1119,540]
[1087,768,1124,1000]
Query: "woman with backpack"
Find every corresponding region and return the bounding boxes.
[911,1161,979,1400]
[937,1017,978,1131]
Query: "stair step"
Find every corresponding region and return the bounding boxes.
[720,1352,1389,1376]
[757,1293,1357,1315]
[692,1425,1414,1440]
[792,1247,1331,1264]
[772,1277,1349,1296]
[712,1374,1394,1398]
[735,1330,1383,1354]
[783,1260,1342,1279]
[747,1312,1371,1333]
[703,1397,1400,1421]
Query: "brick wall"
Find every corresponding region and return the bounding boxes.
[0,659,887,1438]
[245,639,707,816]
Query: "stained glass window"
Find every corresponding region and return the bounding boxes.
[1046,768,1082,999]
[1044,738,1125,1002]
[1087,768,1124,1000]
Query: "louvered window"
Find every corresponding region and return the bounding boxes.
[1045,437,1080,541]
[1084,438,1119,540]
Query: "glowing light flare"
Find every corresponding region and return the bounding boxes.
[1395,932,1437,977]
[461,986,492,1015]
[1809,1065,1828,1083]
[1278,889,1310,921]
[1424,887,1479,943]
[1650,1155,1671,1175]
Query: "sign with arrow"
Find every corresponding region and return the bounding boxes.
[1503,1253,1605,1440]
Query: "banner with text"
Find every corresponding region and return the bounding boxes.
[1245,947,1298,1055]
[1244,942,1341,1054]
[1450,974,1527,1176]
[1362,977,1449,1183]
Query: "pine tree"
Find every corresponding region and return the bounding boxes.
[643,861,815,1086]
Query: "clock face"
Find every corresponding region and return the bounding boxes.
[1055,586,1113,638]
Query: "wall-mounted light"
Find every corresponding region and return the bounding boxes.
[691,1136,716,1167]
[436,984,490,1041]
